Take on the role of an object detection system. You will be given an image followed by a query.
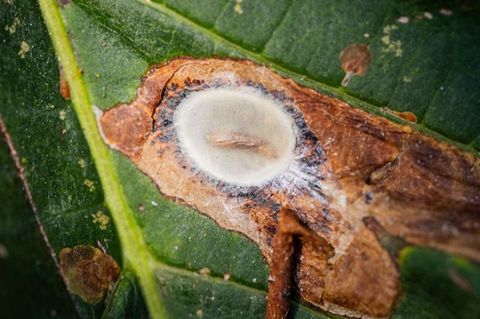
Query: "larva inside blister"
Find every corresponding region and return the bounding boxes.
[174,87,296,186]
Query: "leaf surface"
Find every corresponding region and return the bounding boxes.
[0,0,479,318]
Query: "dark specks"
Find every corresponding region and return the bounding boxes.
[365,192,373,204]
[321,207,333,223]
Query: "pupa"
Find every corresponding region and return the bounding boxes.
[99,58,480,319]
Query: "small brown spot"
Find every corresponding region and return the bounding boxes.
[396,111,417,123]
[59,67,71,100]
[59,245,120,304]
[339,44,372,87]
[383,107,417,123]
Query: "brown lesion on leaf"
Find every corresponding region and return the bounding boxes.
[266,208,334,319]
[367,157,400,185]
[362,216,407,259]
[339,44,372,87]
[99,57,480,318]
[59,245,120,304]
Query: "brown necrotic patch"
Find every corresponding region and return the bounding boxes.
[153,79,328,202]
[60,245,120,304]
[99,58,480,319]
[339,44,372,87]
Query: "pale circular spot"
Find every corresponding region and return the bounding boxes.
[174,87,296,186]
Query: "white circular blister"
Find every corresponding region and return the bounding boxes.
[174,87,296,186]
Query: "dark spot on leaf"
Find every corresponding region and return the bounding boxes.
[339,44,372,87]
[365,192,373,204]
[59,245,120,304]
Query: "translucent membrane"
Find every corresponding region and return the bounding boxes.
[174,87,296,186]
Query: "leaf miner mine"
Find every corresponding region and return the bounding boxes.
[99,58,480,318]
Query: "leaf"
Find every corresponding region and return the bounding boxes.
[0,129,78,318]
[0,0,479,318]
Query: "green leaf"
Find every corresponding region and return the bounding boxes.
[0,130,78,318]
[0,0,479,318]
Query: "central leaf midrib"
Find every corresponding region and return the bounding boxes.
[73,0,477,155]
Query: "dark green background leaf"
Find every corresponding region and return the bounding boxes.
[0,134,78,319]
